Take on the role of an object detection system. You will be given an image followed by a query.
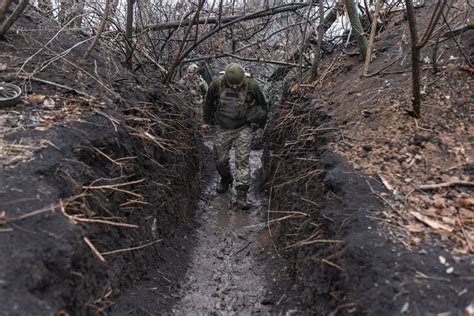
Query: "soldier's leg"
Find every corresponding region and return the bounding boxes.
[214,127,234,192]
[234,127,252,207]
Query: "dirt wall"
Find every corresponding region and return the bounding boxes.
[263,93,473,315]
[0,95,201,315]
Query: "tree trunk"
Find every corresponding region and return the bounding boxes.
[309,0,325,82]
[125,0,134,69]
[362,0,381,76]
[344,0,367,58]
[0,0,13,25]
[404,0,421,117]
[83,0,111,59]
[0,0,28,38]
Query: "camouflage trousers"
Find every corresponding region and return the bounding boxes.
[214,125,252,191]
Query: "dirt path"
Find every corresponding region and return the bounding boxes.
[111,137,296,314]
[171,138,274,314]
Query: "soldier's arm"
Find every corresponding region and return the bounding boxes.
[203,79,219,125]
[249,79,268,128]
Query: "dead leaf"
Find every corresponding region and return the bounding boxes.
[290,83,299,94]
[43,98,56,109]
[29,94,46,103]
[432,194,447,209]
[0,63,7,71]
[410,211,454,232]
[457,193,474,209]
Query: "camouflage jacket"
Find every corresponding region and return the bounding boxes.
[203,75,268,129]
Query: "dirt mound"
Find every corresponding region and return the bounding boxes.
[0,9,202,315]
[263,2,473,314]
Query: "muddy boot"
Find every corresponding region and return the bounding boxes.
[216,177,232,193]
[236,189,249,209]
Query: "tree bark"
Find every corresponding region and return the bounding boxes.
[309,0,325,81]
[125,0,134,69]
[0,0,28,38]
[0,0,13,25]
[83,0,111,59]
[344,0,367,58]
[363,0,381,76]
[404,0,421,117]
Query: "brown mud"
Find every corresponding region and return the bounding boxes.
[111,137,300,315]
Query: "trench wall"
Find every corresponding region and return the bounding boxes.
[0,96,201,315]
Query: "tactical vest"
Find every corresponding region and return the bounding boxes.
[215,77,249,129]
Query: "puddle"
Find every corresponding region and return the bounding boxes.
[172,138,272,314]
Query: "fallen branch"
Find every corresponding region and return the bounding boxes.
[419,181,474,190]
[83,236,106,262]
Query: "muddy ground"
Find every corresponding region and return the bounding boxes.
[1,2,473,315]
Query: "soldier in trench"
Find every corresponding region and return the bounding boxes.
[201,63,268,209]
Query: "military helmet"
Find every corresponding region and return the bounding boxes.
[224,63,245,85]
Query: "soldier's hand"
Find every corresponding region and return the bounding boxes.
[256,128,264,139]
[200,124,210,134]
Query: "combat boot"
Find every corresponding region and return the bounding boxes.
[236,190,249,209]
[216,177,232,193]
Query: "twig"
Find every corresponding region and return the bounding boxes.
[102,239,162,256]
[321,258,344,271]
[366,180,410,222]
[363,57,401,77]
[419,181,474,190]
[233,241,252,256]
[69,217,138,228]
[83,236,106,262]
[83,179,145,190]
[8,203,56,221]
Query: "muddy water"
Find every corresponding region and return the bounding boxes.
[172,139,272,314]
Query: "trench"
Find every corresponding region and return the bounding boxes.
[171,137,275,314]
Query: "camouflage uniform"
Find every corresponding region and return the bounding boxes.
[203,65,267,197]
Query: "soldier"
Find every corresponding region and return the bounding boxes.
[201,63,268,209]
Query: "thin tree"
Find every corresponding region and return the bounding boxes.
[309,0,324,81]
[83,0,111,59]
[0,0,28,38]
[404,0,421,117]
[344,0,367,58]
[404,0,447,117]
[0,0,13,25]
[125,0,134,69]
[362,0,381,76]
